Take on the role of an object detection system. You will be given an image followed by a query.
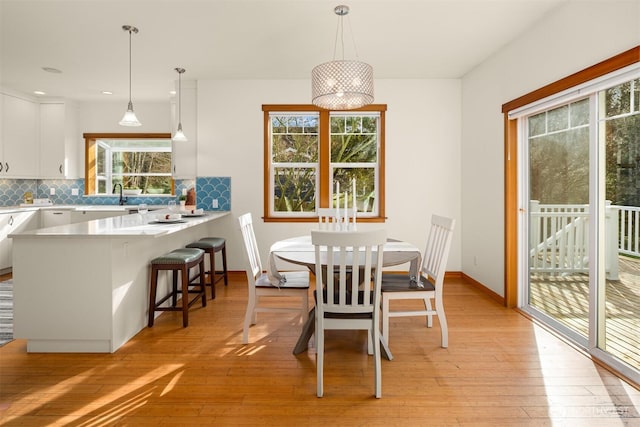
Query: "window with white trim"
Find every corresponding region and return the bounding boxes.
[263,104,386,221]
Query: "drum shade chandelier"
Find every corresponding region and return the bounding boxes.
[311,5,373,110]
[173,68,187,142]
[119,25,141,127]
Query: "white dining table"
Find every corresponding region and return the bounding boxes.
[268,235,422,359]
[269,235,421,283]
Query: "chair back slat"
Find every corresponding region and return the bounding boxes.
[420,215,455,292]
[238,213,263,283]
[312,229,386,315]
[317,208,336,231]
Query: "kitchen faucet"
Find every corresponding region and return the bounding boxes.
[113,183,127,205]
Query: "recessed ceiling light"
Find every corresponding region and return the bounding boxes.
[42,67,62,74]
[101,91,113,95]
[33,90,46,95]
[169,90,176,95]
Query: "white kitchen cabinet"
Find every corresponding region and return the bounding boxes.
[0,93,39,178]
[39,101,79,179]
[171,80,197,178]
[41,209,72,228]
[0,210,39,271]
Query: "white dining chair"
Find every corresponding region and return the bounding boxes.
[238,213,310,344]
[381,214,455,348]
[312,228,387,398]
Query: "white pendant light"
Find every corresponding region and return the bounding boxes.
[173,68,187,142]
[119,25,142,127]
[312,5,374,110]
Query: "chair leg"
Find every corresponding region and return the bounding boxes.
[148,267,158,327]
[208,250,216,299]
[424,297,433,327]
[382,295,390,346]
[172,271,178,307]
[316,320,324,397]
[436,298,448,348]
[372,319,382,398]
[242,294,256,344]
[199,258,207,306]
[181,266,189,327]
[220,245,228,286]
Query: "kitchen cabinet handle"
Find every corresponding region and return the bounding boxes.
[59,164,63,174]
[8,215,13,226]
[52,212,63,215]
[0,162,2,172]
[5,163,8,173]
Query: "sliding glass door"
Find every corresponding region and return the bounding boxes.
[598,79,640,371]
[527,98,591,342]
[521,73,640,381]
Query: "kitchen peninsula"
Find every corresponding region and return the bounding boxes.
[10,211,230,353]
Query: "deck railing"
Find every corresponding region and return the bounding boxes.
[617,205,640,258]
[529,201,620,279]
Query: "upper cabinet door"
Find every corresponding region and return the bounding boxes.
[39,102,79,179]
[1,93,39,178]
[39,102,66,178]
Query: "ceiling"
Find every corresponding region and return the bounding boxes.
[0,0,569,102]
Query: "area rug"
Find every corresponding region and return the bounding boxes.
[0,280,13,346]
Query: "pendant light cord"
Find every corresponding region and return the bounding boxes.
[331,6,359,62]
[333,14,344,61]
[128,29,132,103]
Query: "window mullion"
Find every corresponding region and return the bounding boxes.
[319,109,331,208]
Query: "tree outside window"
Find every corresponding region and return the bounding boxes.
[84,133,173,196]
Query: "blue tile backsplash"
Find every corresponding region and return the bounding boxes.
[0,177,231,210]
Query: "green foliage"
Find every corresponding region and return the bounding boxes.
[530,79,640,207]
[272,113,379,213]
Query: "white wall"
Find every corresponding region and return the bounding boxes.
[79,100,170,133]
[197,78,462,272]
[461,1,640,296]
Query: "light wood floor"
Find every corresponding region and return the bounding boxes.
[1,272,640,426]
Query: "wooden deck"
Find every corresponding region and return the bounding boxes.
[530,255,640,371]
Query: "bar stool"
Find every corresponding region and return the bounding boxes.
[185,237,228,299]
[148,248,206,327]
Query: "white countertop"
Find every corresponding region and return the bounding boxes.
[0,204,166,214]
[10,210,230,238]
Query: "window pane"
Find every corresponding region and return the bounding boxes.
[90,137,172,196]
[272,134,318,162]
[273,167,316,212]
[605,81,631,118]
[634,79,640,113]
[529,112,546,137]
[334,167,376,212]
[97,145,106,175]
[271,115,318,134]
[112,152,172,174]
[330,115,378,163]
[547,105,568,132]
[570,99,589,127]
[331,134,377,163]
